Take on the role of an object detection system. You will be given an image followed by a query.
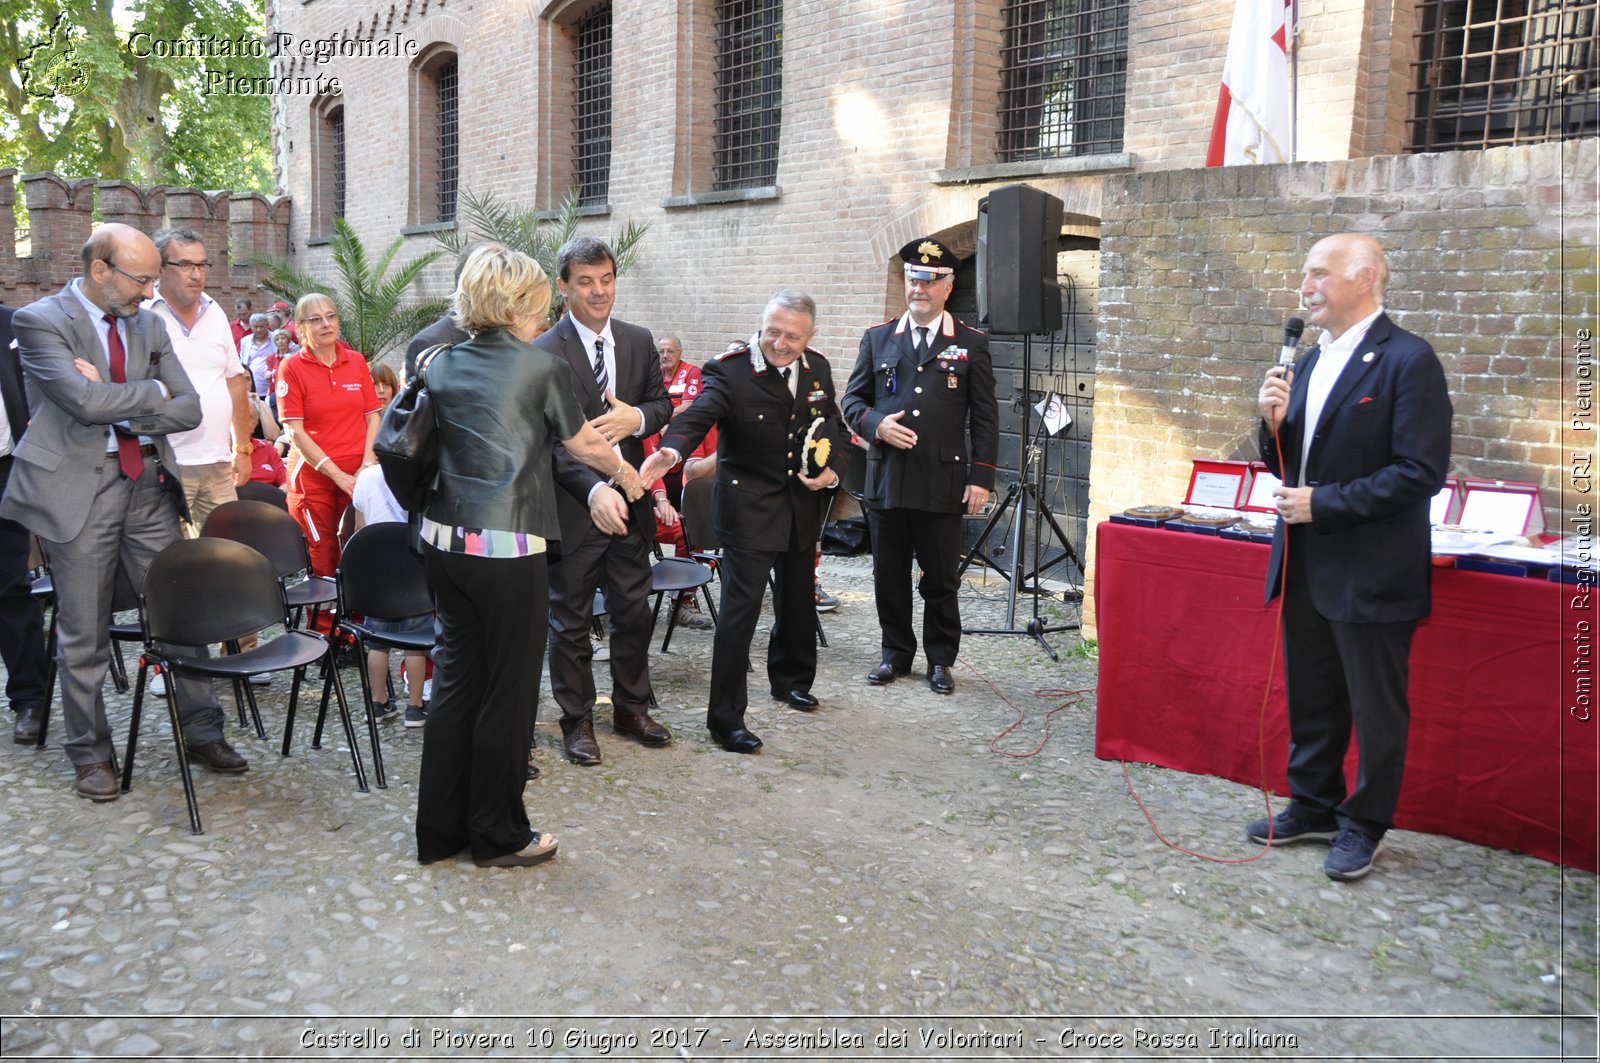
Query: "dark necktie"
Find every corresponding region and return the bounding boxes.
[592,337,609,398]
[779,365,792,398]
[915,325,929,352]
[103,314,144,480]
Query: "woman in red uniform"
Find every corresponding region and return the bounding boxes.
[278,293,381,576]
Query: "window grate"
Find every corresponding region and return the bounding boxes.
[714,0,782,190]
[1410,0,1597,151]
[330,107,346,221]
[437,59,459,222]
[998,0,1129,162]
[575,3,613,207]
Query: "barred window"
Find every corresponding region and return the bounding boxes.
[1410,0,1597,151]
[998,0,1129,161]
[714,0,782,190]
[331,110,345,220]
[574,3,613,205]
[437,59,459,222]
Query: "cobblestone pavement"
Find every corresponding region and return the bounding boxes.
[0,555,1595,1060]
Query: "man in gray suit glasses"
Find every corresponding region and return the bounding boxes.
[1,224,246,801]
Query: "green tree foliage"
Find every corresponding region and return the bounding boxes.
[257,218,446,363]
[0,0,271,191]
[434,188,651,319]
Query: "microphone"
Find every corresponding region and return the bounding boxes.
[1278,317,1305,369]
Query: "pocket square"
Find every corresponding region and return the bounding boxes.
[1357,396,1375,404]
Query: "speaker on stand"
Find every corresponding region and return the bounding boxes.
[960,184,1083,660]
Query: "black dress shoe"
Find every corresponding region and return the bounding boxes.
[613,711,671,745]
[12,705,42,744]
[928,665,955,695]
[186,739,250,773]
[708,726,763,753]
[562,718,602,765]
[866,662,906,686]
[769,688,818,711]
[526,759,541,781]
[74,761,119,802]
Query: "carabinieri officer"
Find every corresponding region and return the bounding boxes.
[842,236,999,695]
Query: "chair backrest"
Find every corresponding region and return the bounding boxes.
[236,480,289,511]
[336,521,433,621]
[200,499,313,580]
[142,538,286,646]
[679,475,720,552]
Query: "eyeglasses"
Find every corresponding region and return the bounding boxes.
[105,260,159,287]
[162,259,210,273]
[302,313,339,327]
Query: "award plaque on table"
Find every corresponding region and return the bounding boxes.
[1110,505,1185,528]
[1184,459,1251,510]
[1244,463,1282,514]
[1458,478,1545,538]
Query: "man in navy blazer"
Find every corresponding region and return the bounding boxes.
[1250,233,1451,880]
[538,237,674,767]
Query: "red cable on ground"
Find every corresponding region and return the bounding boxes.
[969,420,1297,865]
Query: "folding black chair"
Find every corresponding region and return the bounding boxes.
[316,521,434,789]
[123,538,365,834]
[201,498,338,648]
[235,480,289,511]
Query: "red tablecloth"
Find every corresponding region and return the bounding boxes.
[1094,521,1598,872]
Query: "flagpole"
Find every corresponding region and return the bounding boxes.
[1290,0,1300,162]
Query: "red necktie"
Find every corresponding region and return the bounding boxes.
[103,314,144,480]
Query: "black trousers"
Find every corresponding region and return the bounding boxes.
[0,456,48,715]
[1280,526,1416,838]
[868,507,962,670]
[416,547,548,864]
[708,542,816,733]
[547,524,656,726]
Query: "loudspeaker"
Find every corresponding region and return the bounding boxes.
[977,184,1063,335]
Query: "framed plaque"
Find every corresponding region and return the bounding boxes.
[1458,479,1545,537]
[1243,463,1282,513]
[1184,460,1250,509]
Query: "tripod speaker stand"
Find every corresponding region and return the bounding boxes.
[959,334,1083,660]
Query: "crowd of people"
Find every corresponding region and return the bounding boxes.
[0,222,1435,882]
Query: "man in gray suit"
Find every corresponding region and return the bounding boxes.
[0,224,247,801]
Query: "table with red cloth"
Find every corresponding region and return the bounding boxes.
[1093,521,1598,872]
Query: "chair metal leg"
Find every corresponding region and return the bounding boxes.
[323,648,369,792]
[281,665,306,758]
[140,663,204,834]
[351,635,387,789]
[108,640,129,693]
[37,606,56,749]
[701,585,719,627]
[121,662,149,793]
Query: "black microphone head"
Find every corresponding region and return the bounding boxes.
[1283,317,1305,346]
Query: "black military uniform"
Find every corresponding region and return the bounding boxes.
[841,238,999,688]
[658,342,840,744]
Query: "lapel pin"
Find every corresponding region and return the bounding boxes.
[1362,351,1375,363]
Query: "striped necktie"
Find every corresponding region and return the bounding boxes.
[592,337,609,397]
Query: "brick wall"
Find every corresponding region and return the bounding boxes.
[0,170,290,311]
[1084,139,1600,629]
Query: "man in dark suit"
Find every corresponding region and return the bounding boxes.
[404,244,479,379]
[538,237,673,766]
[641,289,842,753]
[842,236,999,695]
[1251,233,1452,881]
[1,224,246,801]
[0,304,50,743]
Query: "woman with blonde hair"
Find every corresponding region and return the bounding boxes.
[278,293,380,576]
[415,244,643,869]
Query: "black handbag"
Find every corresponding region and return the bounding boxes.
[373,344,448,513]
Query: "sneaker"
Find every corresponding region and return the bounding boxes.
[148,672,167,697]
[592,640,611,663]
[672,600,714,630]
[814,582,839,613]
[1324,829,1385,881]
[248,673,271,687]
[404,703,427,729]
[1244,810,1338,846]
[370,700,399,723]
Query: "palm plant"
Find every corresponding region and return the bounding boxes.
[433,188,651,319]
[256,218,447,363]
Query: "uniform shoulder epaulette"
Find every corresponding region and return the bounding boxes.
[803,346,827,362]
[716,343,750,361]
[871,317,898,329]
[955,319,987,337]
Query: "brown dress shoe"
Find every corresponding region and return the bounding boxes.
[74,761,120,802]
[186,739,250,774]
[13,705,43,744]
[562,718,602,765]
[613,710,671,746]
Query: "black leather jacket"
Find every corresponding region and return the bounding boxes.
[422,327,587,539]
